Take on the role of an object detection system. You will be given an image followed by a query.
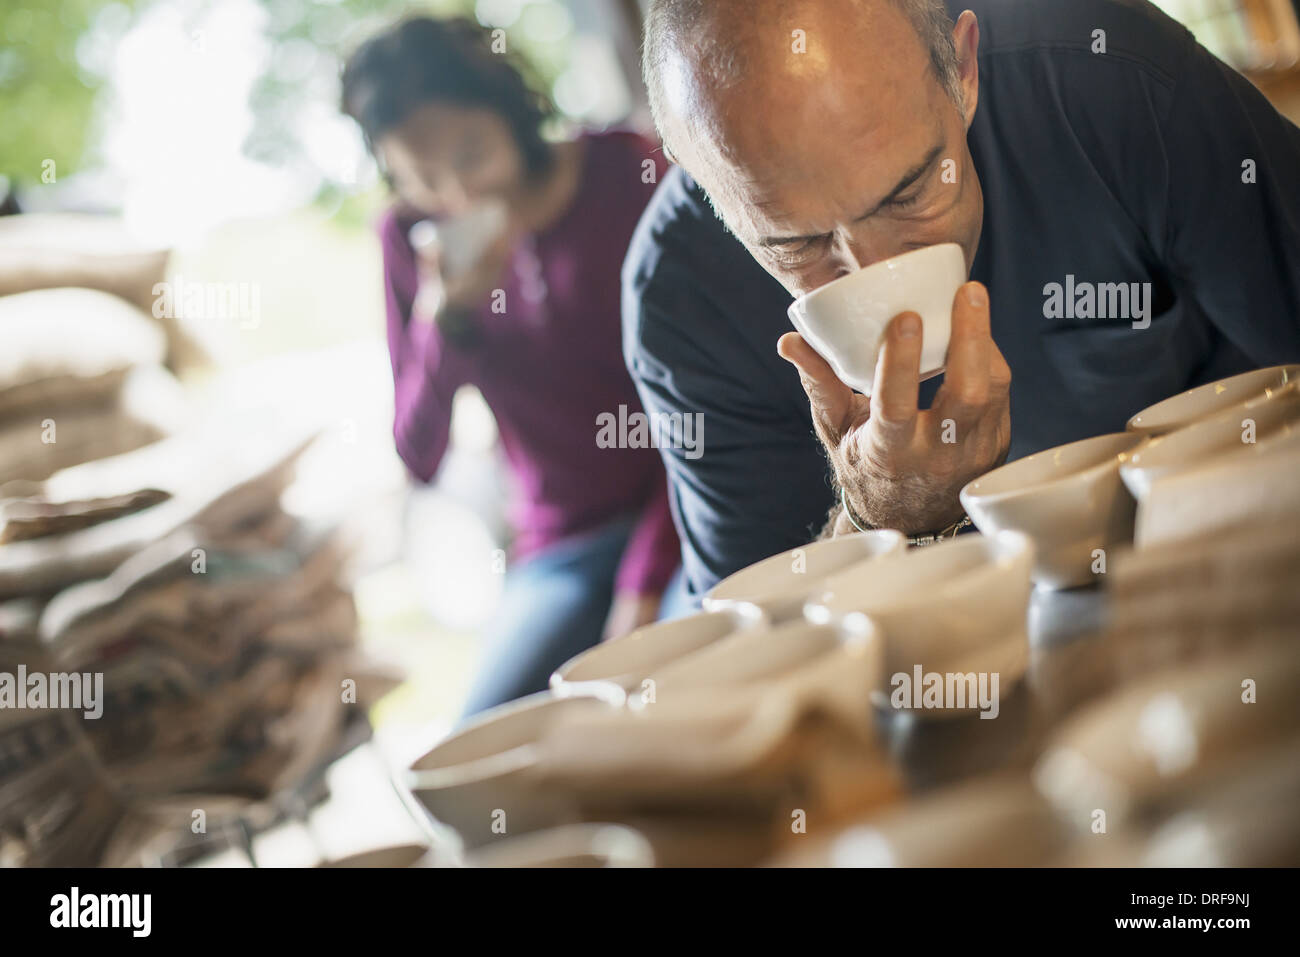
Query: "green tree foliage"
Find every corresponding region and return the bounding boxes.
[0,1,145,183]
[0,0,570,190]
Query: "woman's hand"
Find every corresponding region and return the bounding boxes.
[412,227,515,345]
[602,590,663,642]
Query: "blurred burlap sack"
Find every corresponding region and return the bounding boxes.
[1,432,395,866]
[0,430,310,601]
[0,288,187,486]
[0,286,164,412]
[0,368,183,487]
[0,213,205,372]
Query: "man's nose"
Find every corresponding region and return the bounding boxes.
[837,224,902,272]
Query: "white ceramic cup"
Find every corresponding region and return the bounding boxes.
[1126,364,1300,435]
[1120,381,1300,502]
[549,604,766,705]
[408,198,508,279]
[624,616,877,711]
[406,692,614,848]
[960,432,1146,589]
[703,529,905,621]
[805,531,1034,716]
[786,242,967,395]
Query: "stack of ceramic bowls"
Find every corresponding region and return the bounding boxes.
[405,365,1300,862]
[1120,378,1300,502]
[958,365,1300,584]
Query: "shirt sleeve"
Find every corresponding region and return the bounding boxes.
[1158,35,1300,361]
[612,466,681,596]
[379,211,474,483]
[623,221,834,598]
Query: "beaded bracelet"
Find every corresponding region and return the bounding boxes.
[840,485,973,546]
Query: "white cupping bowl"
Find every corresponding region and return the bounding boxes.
[1126,364,1300,435]
[786,243,966,395]
[407,692,615,848]
[703,529,905,621]
[625,616,878,711]
[806,531,1034,714]
[960,432,1145,589]
[1120,381,1300,502]
[549,604,766,704]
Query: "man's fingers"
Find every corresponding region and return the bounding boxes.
[990,339,1013,396]
[869,312,922,438]
[778,332,858,443]
[937,281,997,424]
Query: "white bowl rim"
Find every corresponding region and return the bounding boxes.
[1122,380,1300,472]
[408,692,610,785]
[960,432,1145,505]
[623,616,878,713]
[408,742,540,792]
[1126,364,1300,432]
[805,529,1032,622]
[550,602,767,688]
[703,529,905,610]
[787,242,965,317]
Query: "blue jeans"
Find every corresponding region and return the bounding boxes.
[657,562,699,621]
[457,517,682,721]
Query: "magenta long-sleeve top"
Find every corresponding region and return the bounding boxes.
[379,129,679,595]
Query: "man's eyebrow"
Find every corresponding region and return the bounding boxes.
[853,143,945,221]
[758,226,825,248]
[757,143,945,248]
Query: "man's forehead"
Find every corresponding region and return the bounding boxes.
[681,69,944,243]
[659,1,940,236]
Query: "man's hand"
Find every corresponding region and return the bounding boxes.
[778,281,1011,536]
[602,590,663,642]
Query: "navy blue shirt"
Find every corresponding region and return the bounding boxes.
[622,0,1300,599]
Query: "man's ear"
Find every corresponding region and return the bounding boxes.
[953,10,980,128]
[661,142,678,166]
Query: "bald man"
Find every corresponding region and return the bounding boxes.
[623,0,1300,601]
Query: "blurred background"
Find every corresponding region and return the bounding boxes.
[0,0,657,866]
[0,0,651,749]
